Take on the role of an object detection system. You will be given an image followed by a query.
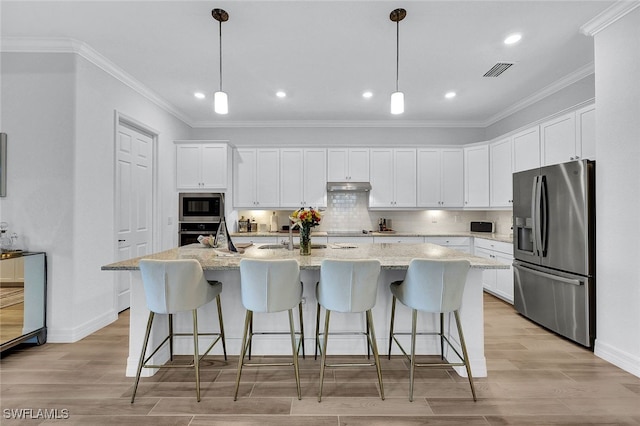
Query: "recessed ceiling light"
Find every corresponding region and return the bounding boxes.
[194,92,205,99]
[362,91,373,99]
[504,33,522,45]
[276,91,287,98]
[445,91,456,99]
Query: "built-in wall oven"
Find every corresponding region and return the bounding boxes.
[178,193,224,246]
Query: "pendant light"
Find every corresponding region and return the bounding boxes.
[212,8,229,115]
[390,8,406,115]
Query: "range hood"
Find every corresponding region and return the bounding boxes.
[326,182,372,192]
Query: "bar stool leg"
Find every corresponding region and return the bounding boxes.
[318,309,331,402]
[248,315,254,360]
[439,312,445,360]
[216,294,227,360]
[314,302,321,360]
[131,312,155,404]
[366,310,384,400]
[298,303,305,360]
[366,314,371,359]
[388,296,396,359]
[234,310,252,401]
[192,309,201,402]
[168,314,174,361]
[289,308,302,400]
[454,310,477,401]
[409,309,417,402]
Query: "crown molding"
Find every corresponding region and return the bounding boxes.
[189,119,486,129]
[580,1,640,36]
[482,62,595,127]
[1,36,193,126]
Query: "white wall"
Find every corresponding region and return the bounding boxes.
[0,51,191,342]
[591,7,640,377]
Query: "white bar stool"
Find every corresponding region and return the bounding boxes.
[234,259,304,400]
[132,259,226,403]
[388,258,476,402]
[315,259,384,402]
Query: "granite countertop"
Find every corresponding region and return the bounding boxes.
[102,242,509,271]
[230,231,513,244]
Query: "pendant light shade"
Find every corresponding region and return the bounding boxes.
[214,91,228,114]
[391,91,404,115]
[390,8,406,115]
[212,8,229,115]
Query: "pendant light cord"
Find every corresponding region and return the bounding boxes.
[218,19,223,92]
[396,19,400,92]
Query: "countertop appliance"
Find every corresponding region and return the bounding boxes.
[470,221,494,233]
[512,159,595,348]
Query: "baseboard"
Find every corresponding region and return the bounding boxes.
[594,339,640,378]
[46,310,118,343]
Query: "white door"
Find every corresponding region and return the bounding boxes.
[116,121,153,312]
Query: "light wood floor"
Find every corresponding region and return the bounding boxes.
[1,294,639,425]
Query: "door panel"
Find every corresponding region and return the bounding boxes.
[539,161,589,275]
[512,168,539,265]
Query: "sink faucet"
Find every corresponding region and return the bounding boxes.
[288,221,299,250]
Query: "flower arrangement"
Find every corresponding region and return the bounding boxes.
[289,207,322,255]
[289,207,323,229]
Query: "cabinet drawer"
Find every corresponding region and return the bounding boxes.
[425,236,470,247]
[328,236,374,244]
[474,238,513,254]
[373,236,423,244]
[232,236,278,245]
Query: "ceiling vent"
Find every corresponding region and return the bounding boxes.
[483,62,513,77]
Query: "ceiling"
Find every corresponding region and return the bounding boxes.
[1,1,613,127]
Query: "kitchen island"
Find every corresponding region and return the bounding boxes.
[102,243,508,378]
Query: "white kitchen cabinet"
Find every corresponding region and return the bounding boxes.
[417,148,464,208]
[327,148,369,182]
[0,256,25,283]
[234,148,280,208]
[369,148,416,208]
[474,238,514,303]
[512,126,540,173]
[280,148,327,208]
[176,142,228,190]
[232,235,278,245]
[425,236,471,253]
[576,103,596,161]
[327,236,374,244]
[541,112,577,166]
[372,235,423,244]
[464,144,490,208]
[489,137,513,207]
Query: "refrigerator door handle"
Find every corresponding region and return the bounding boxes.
[531,176,540,256]
[533,176,543,256]
[513,262,583,286]
[540,175,548,257]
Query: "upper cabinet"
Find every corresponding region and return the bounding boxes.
[327,148,369,182]
[417,148,464,208]
[489,137,513,207]
[512,126,540,173]
[234,148,280,208]
[576,103,596,161]
[464,145,490,208]
[176,142,228,190]
[369,148,417,208]
[280,148,327,208]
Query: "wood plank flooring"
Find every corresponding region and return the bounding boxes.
[1,294,639,425]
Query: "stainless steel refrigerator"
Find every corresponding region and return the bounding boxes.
[512,159,595,348]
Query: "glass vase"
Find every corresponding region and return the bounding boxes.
[299,225,311,256]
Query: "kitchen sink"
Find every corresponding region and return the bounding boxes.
[258,244,327,249]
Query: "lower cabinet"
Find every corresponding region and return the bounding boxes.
[425,236,471,253]
[473,238,514,303]
[327,236,374,244]
[231,236,279,245]
[372,236,423,244]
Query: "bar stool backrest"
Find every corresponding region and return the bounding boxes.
[318,259,381,313]
[139,259,216,314]
[239,259,301,313]
[398,259,470,313]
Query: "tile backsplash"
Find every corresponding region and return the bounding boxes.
[238,193,512,235]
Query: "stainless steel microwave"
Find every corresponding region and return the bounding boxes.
[179,192,223,222]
